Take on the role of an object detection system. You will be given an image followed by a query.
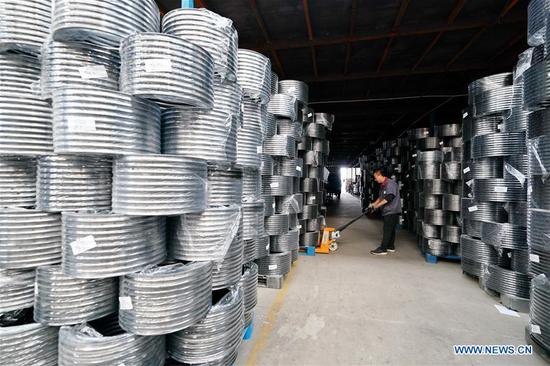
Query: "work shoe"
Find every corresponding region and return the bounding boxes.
[387,248,396,253]
[370,247,387,256]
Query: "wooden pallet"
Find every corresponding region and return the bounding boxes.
[258,274,287,289]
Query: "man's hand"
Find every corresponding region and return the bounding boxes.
[368,203,375,210]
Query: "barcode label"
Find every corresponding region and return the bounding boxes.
[79,65,108,79]
[70,235,97,255]
[468,206,478,212]
[145,58,172,72]
[67,117,96,132]
[119,297,133,310]
[494,186,508,193]
[270,182,279,188]
[530,254,540,263]
[257,146,263,153]
[463,167,471,174]
[268,264,277,270]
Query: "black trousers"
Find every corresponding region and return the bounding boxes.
[381,214,400,250]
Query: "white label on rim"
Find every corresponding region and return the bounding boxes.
[70,235,97,256]
[406,174,409,178]
[439,141,444,145]
[424,130,430,135]
[270,182,279,188]
[308,112,313,118]
[494,186,508,193]
[465,179,474,187]
[145,58,172,72]
[497,123,503,131]
[462,112,468,119]
[310,196,316,201]
[268,264,277,270]
[412,154,417,158]
[119,296,133,310]
[78,65,108,79]
[468,205,478,212]
[530,254,540,263]
[532,324,542,334]
[296,166,302,172]
[463,167,471,174]
[257,146,263,153]
[272,202,276,209]
[297,225,302,229]
[528,185,533,194]
[67,117,96,132]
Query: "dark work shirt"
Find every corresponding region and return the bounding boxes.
[378,178,402,216]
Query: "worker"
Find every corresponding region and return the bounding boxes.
[366,169,401,256]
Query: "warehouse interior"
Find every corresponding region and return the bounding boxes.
[1,0,549,365]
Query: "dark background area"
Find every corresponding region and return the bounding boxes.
[156,0,527,166]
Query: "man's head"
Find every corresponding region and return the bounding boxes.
[373,169,386,184]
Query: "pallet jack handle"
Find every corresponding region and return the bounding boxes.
[335,209,371,233]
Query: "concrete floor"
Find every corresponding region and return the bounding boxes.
[236,193,545,365]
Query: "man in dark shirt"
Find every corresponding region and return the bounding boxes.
[366,169,402,256]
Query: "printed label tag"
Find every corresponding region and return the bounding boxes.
[497,123,503,131]
[67,117,96,132]
[463,167,471,174]
[70,235,97,256]
[270,182,279,188]
[468,205,478,212]
[530,254,540,263]
[119,296,133,310]
[79,65,108,79]
[268,264,277,270]
[532,324,542,334]
[297,225,302,229]
[296,166,302,172]
[465,179,474,187]
[462,112,468,119]
[412,153,417,158]
[494,186,508,193]
[145,58,172,73]
[528,185,533,194]
[439,141,444,145]
[257,146,263,153]
[308,112,313,118]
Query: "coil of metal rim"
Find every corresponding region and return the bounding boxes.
[256,252,292,276]
[300,231,319,247]
[0,208,61,269]
[206,165,242,206]
[262,195,275,216]
[305,218,320,232]
[237,49,272,104]
[472,131,526,158]
[302,150,323,166]
[51,0,160,47]
[0,322,58,366]
[468,73,512,104]
[417,137,440,150]
[259,154,274,176]
[61,213,166,278]
[112,155,207,216]
[276,194,304,214]
[212,224,244,290]
[263,135,296,158]
[529,245,550,278]
[528,208,550,259]
[0,53,53,155]
[52,87,160,155]
[315,113,334,131]
[264,112,277,138]
[300,204,319,220]
[264,214,289,236]
[270,229,299,252]
[262,175,294,196]
[0,269,35,312]
[242,201,265,240]
[271,71,279,94]
[528,108,550,138]
[443,147,463,162]
[423,209,454,226]
[408,127,431,140]
[465,158,504,179]
[423,179,449,195]
[301,178,319,193]
[0,0,51,54]
[435,124,461,137]
[58,322,166,366]
[460,235,499,276]
[278,80,309,105]
[274,157,303,177]
[305,123,327,140]
[306,165,323,179]
[462,219,482,239]
[421,222,441,238]
[510,249,529,274]
[441,194,460,212]
[168,205,242,261]
[529,135,550,177]
[168,285,244,365]
[461,198,508,222]
[241,100,265,131]
[480,221,527,250]
[41,41,120,99]
[237,127,262,169]
[120,33,214,108]
[34,265,117,326]
[441,226,461,244]
[277,119,303,141]
[441,162,461,181]
[523,59,550,110]
[484,264,530,299]
[422,238,454,257]
[416,162,441,179]
[503,107,528,132]
[239,262,258,313]
[473,178,526,202]
[528,0,550,46]
[505,201,527,227]
[242,168,261,202]
[255,234,270,259]
[162,109,237,164]
[529,273,550,348]
[473,84,521,117]
[118,261,212,335]
[162,8,238,81]
[531,177,550,209]
[268,93,297,120]
[36,155,112,212]
[0,156,36,208]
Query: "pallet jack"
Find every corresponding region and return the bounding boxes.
[315,208,373,254]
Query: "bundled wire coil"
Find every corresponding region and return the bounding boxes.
[0,208,61,269]
[529,246,550,277]
[468,73,512,103]
[52,87,161,155]
[0,322,58,366]
[416,162,441,179]
[51,0,160,47]
[237,127,263,169]
[119,261,212,335]
[274,157,303,177]
[58,321,165,366]
[531,176,550,210]
[268,94,297,120]
[305,123,327,139]
[473,178,526,202]
[241,101,265,132]
[34,265,117,326]
[306,218,321,232]
[443,147,463,162]
[510,249,529,274]
[422,238,454,257]
[313,139,330,155]
[473,84,521,117]
[61,213,166,279]
[306,166,323,179]
[423,209,454,226]
[301,178,319,193]
[442,226,461,244]
[264,214,289,236]
[212,225,244,290]
[506,201,527,227]
[256,252,292,276]
[503,107,528,132]
[483,264,530,299]
[302,150,323,166]
[263,135,296,158]
[0,156,36,208]
[464,158,504,180]
[239,262,258,313]
[242,201,265,240]
[278,80,308,104]
[301,204,319,220]
[112,155,207,216]
[528,0,550,46]
[276,194,304,214]
[435,124,461,137]
[242,168,261,203]
[461,198,507,222]
[417,137,440,150]
[168,205,242,261]
[408,128,431,140]
[0,269,35,312]
[529,135,550,177]
[460,234,499,264]
[243,238,256,263]
[480,221,527,250]
[421,222,441,239]
[504,153,528,178]
[120,33,214,108]
[0,53,53,155]
[528,208,550,254]
[300,231,319,247]
[442,194,460,212]
[417,150,443,163]
[168,286,244,365]
[523,59,550,110]
[207,165,242,206]
[0,0,51,54]
[423,179,449,195]
[162,8,238,82]
[237,49,271,104]
[271,72,279,94]
[162,108,238,164]
[41,41,120,99]
[528,107,550,138]
[259,154,274,176]
[315,113,334,131]
[262,195,275,216]
[262,175,293,196]
[472,131,526,158]
[270,229,299,252]
[441,162,461,181]
[255,235,269,259]
[265,112,277,138]
[463,219,482,239]
[529,274,550,349]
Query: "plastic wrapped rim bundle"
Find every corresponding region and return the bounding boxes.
[277,119,303,141]
[527,209,550,271]
[422,238,455,257]
[442,162,461,180]
[112,154,207,216]
[120,33,214,108]
[162,108,237,164]
[256,252,292,276]
[315,113,334,130]
[168,286,244,365]
[255,234,270,260]
[242,201,265,240]
[530,177,550,210]
[472,179,526,202]
[237,127,263,169]
[262,175,294,197]
[52,87,161,155]
[417,150,443,162]
[162,8,238,82]
[0,156,36,208]
[0,208,61,269]
[435,123,461,137]
[259,154,274,176]
[34,265,117,326]
[0,0,51,54]
[239,262,258,312]
[263,195,275,217]
[419,193,441,209]
[58,321,166,366]
[0,53,53,155]
[480,221,527,250]
[206,165,242,206]
[242,168,261,202]
[441,226,461,244]
[36,155,112,212]
[119,261,213,335]
[468,72,512,104]
[168,205,242,261]
[529,274,550,348]
[263,135,296,158]
[483,264,530,299]
[0,269,35,312]
[212,229,243,290]
[237,49,272,104]
[461,198,507,222]
[41,41,120,99]
[264,214,289,236]
[417,137,440,150]
[300,204,319,220]
[421,222,441,239]
[460,235,499,274]
[276,193,304,214]
[472,131,527,158]
[464,158,504,179]
[408,128,431,140]
[278,80,309,105]
[268,94,297,120]
[422,179,449,195]
[528,0,550,45]
[274,157,302,177]
[301,177,319,193]
[423,209,454,226]
[416,162,440,179]
[61,213,166,278]
[442,194,460,212]
[270,229,300,252]
[300,231,319,247]
[305,123,327,139]
[51,0,160,47]
[0,322,58,366]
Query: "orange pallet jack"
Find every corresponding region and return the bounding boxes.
[316,210,370,254]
